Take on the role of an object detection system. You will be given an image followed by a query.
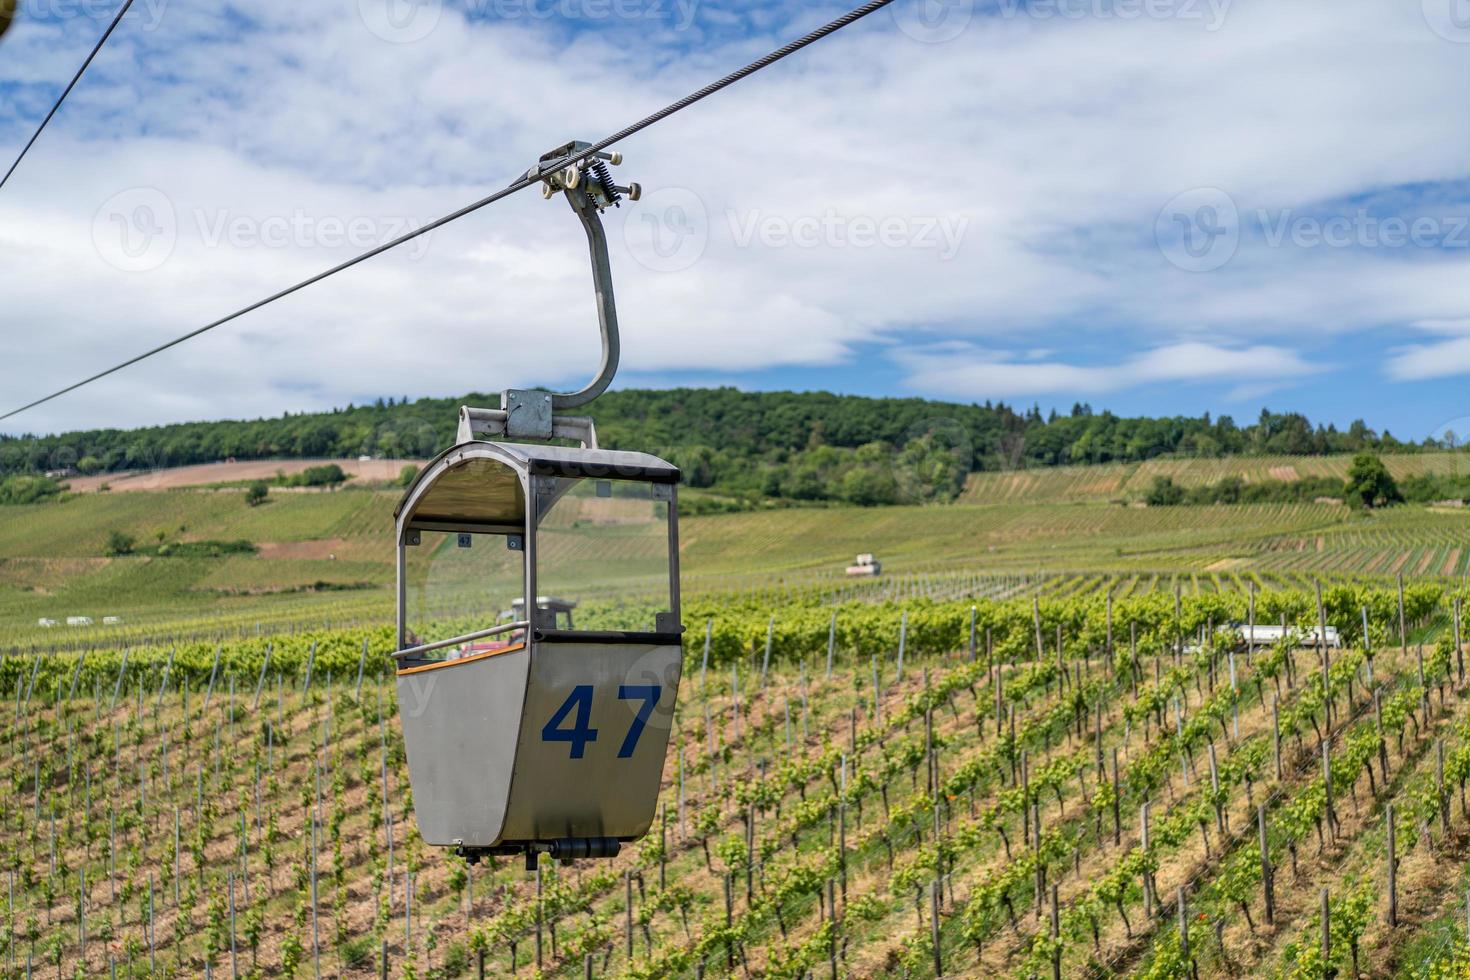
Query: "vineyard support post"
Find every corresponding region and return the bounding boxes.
[1375,690,1389,782]
[969,606,977,662]
[1323,739,1335,841]
[65,650,86,702]
[1398,575,1408,652]
[826,614,835,680]
[1258,805,1274,925]
[1248,581,1256,663]
[1022,752,1030,836]
[1229,648,1239,739]
[1056,625,1064,686]
[896,612,907,682]
[931,879,942,978]
[871,658,880,723]
[1050,883,1061,980]
[1456,599,1465,686]
[109,649,129,711]
[659,805,668,889]
[355,638,368,701]
[1174,583,1183,664]
[1177,886,1188,965]
[1316,579,1330,726]
[228,872,237,979]
[839,756,848,907]
[251,644,272,711]
[994,666,1003,737]
[1387,804,1398,927]
[1140,802,1153,917]
[1362,606,1374,685]
[1208,743,1223,834]
[1111,749,1121,845]
[1033,598,1044,662]
[1321,887,1331,972]
[827,879,838,979]
[174,808,181,905]
[155,646,175,709]
[1033,804,1044,919]
[1438,740,1450,834]
[1095,699,1103,775]
[723,874,734,970]
[1272,694,1282,780]
[760,617,773,689]
[1130,622,1138,692]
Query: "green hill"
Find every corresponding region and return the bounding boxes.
[2,388,1456,507]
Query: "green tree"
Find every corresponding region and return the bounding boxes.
[397,464,420,487]
[839,458,899,506]
[0,474,63,505]
[1344,452,1403,508]
[104,531,135,556]
[1214,475,1244,504]
[245,481,269,507]
[1144,476,1185,506]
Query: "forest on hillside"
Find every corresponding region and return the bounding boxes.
[0,388,1455,506]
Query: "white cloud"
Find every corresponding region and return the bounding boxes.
[1386,338,1470,381]
[897,341,1323,400]
[1,0,1469,434]
[1385,316,1470,380]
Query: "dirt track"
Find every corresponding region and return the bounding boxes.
[64,458,423,493]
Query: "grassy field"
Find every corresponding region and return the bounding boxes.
[1,467,1468,646]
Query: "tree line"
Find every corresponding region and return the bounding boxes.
[0,388,1460,506]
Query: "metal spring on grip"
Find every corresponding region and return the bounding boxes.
[589,158,621,208]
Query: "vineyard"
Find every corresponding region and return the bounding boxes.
[5,476,1470,649]
[961,454,1470,506]
[5,582,1470,977]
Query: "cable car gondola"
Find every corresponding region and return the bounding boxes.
[392,143,681,869]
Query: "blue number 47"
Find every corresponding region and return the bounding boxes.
[542,685,661,760]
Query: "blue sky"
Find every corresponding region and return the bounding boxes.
[2,0,1470,441]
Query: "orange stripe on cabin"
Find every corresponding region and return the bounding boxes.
[396,642,527,676]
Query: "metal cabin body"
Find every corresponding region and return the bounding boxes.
[394,440,682,865]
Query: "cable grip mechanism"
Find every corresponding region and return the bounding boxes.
[458,141,641,446]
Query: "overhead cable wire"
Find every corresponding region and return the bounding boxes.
[0,0,137,193]
[0,0,900,422]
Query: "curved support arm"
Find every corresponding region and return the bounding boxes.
[551,186,620,410]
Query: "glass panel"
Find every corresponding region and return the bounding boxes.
[403,530,526,654]
[534,477,674,632]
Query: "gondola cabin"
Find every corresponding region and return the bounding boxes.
[393,441,683,864]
